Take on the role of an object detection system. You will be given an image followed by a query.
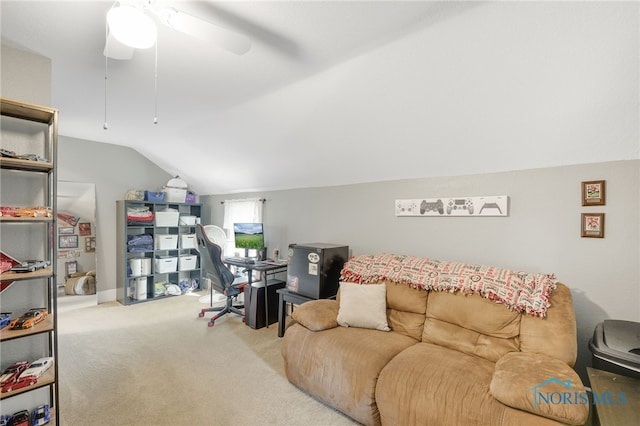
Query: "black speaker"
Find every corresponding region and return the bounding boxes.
[244,279,285,329]
[258,246,268,260]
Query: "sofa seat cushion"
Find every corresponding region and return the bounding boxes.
[376,343,566,426]
[282,323,418,426]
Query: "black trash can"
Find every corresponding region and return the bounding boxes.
[588,319,640,379]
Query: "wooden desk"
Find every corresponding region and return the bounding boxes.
[587,367,640,426]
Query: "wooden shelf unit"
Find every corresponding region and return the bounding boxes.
[0,97,59,423]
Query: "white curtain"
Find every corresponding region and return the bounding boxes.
[222,198,263,255]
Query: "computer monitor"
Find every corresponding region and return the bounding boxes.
[233,223,265,257]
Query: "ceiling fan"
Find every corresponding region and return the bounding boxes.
[103,0,251,59]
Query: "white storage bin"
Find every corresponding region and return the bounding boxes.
[179,215,197,226]
[155,211,179,227]
[131,277,147,300]
[155,234,178,250]
[155,256,178,273]
[164,187,187,203]
[181,234,197,249]
[129,258,152,276]
[179,255,198,271]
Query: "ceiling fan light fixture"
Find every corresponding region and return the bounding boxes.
[107,5,157,49]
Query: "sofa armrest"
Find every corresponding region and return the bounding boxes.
[490,352,588,425]
[291,299,339,331]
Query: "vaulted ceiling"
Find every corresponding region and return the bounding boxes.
[2,1,638,194]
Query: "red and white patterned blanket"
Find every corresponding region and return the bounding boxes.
[339,253,556,318]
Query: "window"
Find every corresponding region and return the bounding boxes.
[222,198,263,255]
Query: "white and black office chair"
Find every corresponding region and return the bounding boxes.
[196,224,247,327]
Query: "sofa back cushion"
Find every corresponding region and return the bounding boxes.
[422,291,521,362]
[384,280,428,341]
[519,282,577,366]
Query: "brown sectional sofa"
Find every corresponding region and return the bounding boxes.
[281,278,589,425]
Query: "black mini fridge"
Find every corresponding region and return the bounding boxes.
[286,243,349,299]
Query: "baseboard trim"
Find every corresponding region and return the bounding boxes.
[97,288,117,304]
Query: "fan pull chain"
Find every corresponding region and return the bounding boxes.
[103,19,109,130]
[153,40,158,124]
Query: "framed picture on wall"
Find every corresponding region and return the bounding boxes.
[79,222,91,236]
[65,260,77,278]
[581,180,606,206]
[59,235,79,249]
[581,213,605,238]
[85,236,96,252]
[59,227,74,235]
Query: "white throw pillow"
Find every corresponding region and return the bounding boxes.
[337,282,390,331]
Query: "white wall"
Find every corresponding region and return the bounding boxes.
[1,44,51,105]
[206,159,640,380]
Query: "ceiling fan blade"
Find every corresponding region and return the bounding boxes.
[103,28,135,59]
[156,7,251,55]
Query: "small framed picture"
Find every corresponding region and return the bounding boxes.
[582,180,606,206]
[79,222,91,236]
[85,236,96,253]
[581,213,605,238]
[59,227,74,235]
[65,260,78,278]
[59,235,79,248]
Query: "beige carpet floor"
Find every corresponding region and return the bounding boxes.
[57,292,356,425]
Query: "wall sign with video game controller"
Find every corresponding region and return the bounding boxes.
[395,196,508,217]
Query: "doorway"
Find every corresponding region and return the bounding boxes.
[57,181,97,311]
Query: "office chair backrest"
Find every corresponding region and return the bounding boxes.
[196,224,235,294]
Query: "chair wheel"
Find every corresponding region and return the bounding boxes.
[208,321,215,327]
[198,312,205,318]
